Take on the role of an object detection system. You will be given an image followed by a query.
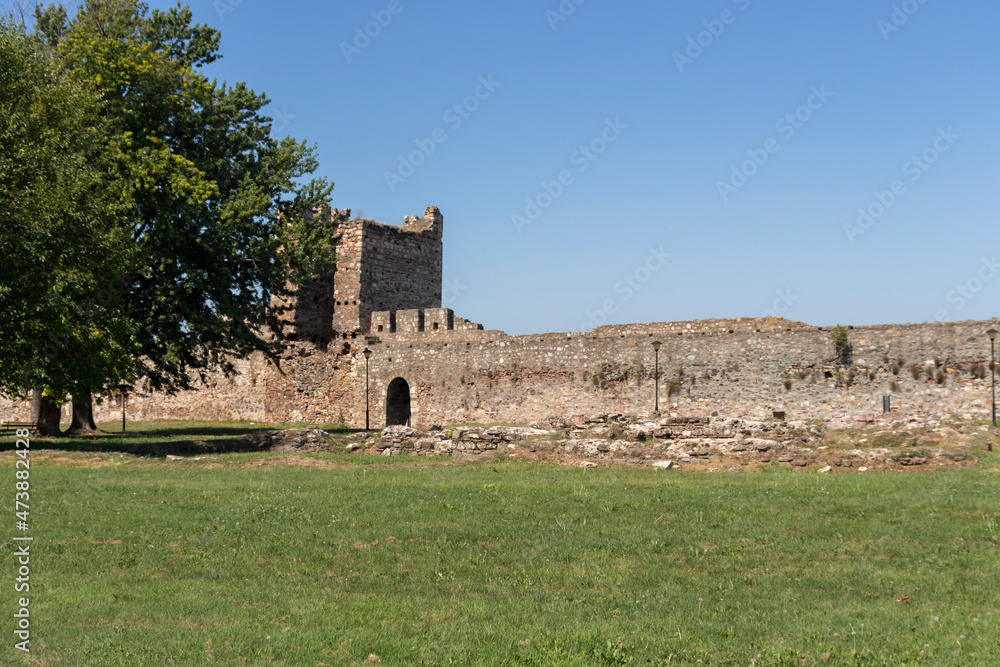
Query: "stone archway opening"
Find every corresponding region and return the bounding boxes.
[386,377,411,426]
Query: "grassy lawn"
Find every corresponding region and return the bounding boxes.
[1,422,998,665]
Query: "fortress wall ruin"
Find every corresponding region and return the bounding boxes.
[7,317,986,429]
[357,208,443,334]
[2,199,996,430]
[287,206,443,342]
[355,319,998,427]
[361,317,984,427]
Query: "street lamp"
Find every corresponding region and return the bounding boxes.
[119,382,128,433]
[988,329,997,432]
[362,348,372,431]
[652,340,662,416]
[361,347,372,432]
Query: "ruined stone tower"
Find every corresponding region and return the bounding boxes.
[285,206,444,345]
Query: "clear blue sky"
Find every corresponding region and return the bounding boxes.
[81,1,1000,333]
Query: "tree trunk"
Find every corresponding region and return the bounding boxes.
[33,391,62,437]
[30,389,41,427]
[68,390,98,433]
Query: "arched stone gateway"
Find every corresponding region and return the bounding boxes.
[386,377,411,426]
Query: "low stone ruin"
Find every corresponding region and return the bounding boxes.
[370,413,985,470]
[376,424,547,456]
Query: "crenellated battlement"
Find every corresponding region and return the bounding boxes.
[400,205,443,238]
[370,307,483,334]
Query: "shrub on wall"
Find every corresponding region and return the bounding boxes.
[830,326,849,352]
[829,326,853,365]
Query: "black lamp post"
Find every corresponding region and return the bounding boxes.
[988,329,997,432]
[362,348,372,431]
[652,340,662,415]
[119,382,128,433]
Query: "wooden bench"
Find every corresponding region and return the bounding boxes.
[0,422,33,436]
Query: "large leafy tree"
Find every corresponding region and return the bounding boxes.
[10,1,337,432]
[0,16,138,434]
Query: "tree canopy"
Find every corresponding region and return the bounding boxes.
[0,1,338,431]
[0,15,137,403]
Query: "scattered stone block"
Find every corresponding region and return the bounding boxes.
[898,457,928,466]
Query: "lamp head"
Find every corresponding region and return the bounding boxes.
[988,329,998,342]
[652,340,662,352]
[363,348,372,359]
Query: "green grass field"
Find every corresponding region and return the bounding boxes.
[2,422,999,665]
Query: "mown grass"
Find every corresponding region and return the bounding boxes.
[0,425,998,665]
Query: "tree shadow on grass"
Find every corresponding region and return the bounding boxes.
[0,424,367,457]
[101,424,311,439]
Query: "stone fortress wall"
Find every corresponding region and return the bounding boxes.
[329,206,443,336]
[285,206,444,346]
[357,208,443,334]
[13,314,989,430]
[356,317,998,427]
[2,205,997,428]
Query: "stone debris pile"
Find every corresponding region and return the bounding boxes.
[376,425,548,456]
[359,412,986,470]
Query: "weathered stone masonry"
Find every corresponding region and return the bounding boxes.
[281,206,444,347]
[355,318,999,427]
[2,205,997,427]
[16,316,991,429]
[320,206,442,338]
